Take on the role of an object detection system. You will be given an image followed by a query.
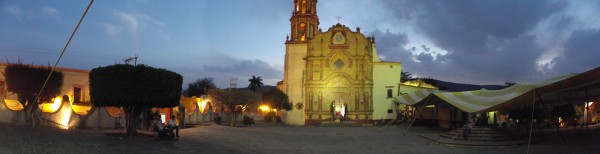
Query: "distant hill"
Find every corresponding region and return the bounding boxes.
[435,80,506,92]
[416,78,507,92]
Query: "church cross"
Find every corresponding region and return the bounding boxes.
[336,16,342,23]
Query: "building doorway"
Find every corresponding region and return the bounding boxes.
[332,98,346,121]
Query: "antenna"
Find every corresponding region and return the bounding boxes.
[123,54,138,65]
[230,78,238,89]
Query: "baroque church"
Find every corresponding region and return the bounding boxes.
[279,0,403,125]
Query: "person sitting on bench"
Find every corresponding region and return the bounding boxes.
[167,115,179,138]
[154,116,174,139]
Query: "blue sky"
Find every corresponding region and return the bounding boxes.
[2,0,600,88]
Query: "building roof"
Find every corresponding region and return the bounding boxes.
[0,62,89,73]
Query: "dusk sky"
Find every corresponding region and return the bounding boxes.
[1,0,600,88]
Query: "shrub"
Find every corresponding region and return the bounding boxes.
[243,116,255,126]
[264,112,275,122]
[214,116,222,125]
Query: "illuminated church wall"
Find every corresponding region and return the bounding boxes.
[303,24,375,123]
[282,0,403,125]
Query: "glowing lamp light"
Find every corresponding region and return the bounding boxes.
[200,101,207,113]
[60,104,72,129]
[259,105,270,112]
[51,96,62,111]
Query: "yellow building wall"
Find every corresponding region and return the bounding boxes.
[372,61,401,120]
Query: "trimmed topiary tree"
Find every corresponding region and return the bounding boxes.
[4,63,64,126]
[89,64,182,138]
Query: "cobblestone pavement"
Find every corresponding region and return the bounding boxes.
[0,123,597,154]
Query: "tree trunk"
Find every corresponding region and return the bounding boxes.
[25,103,38,127]
[123,106,144,138]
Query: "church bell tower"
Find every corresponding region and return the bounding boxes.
[289,0,319,43]
[283,0,319,125]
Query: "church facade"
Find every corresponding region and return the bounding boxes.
[280,0,402,125]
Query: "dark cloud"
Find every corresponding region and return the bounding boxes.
[202,59,282,88]
[398,0,566,54]
[371,29,410,61]
[554,29,600,73]
[372,0,598,84]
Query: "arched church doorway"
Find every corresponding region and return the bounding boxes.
[332,98,346,121]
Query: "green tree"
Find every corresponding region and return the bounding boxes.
[89,64,182,137]
[4,63,64,126]
[208,89,258,126]
[401,71,413,82]
[248,76,263,92]
[261,88,292,112]
[185,78,216,97]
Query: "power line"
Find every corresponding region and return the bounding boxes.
[33,0,94,106]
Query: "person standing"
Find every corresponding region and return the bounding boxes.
[462,121,472,141]
[167,115,180,137]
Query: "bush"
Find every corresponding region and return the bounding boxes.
[264,112,276,122]
[243,116,255,126]
[275,116,282,123]
[214,116,222,125]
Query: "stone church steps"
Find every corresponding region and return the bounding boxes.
[439,126,518,141]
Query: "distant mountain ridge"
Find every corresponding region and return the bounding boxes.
[435,80,506,92]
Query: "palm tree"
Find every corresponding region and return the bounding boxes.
[248,76,263,92]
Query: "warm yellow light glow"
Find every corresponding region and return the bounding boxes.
[40,96,63,113]
[425,105,435,108]
[60,103,72,129]
[401,79,437,89]
[4,99,24,111]
[200,101,207,112]
[71,104,92,115]
[301,35,305,41]
[259,105,270,112]
[51,96,62,111]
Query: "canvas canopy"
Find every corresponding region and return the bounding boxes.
[394,67,600,113]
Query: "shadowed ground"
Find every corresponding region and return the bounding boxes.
[0,122,597,153]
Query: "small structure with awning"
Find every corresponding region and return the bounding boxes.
[395,66,600,128]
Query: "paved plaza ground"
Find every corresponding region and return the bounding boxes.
[0,122,598,154]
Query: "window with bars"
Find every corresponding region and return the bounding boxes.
[73,86,82,103]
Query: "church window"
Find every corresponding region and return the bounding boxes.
[300,23,306,41]
[309,24,314,38]
[302,0,307,13]
[334,59,344,69]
